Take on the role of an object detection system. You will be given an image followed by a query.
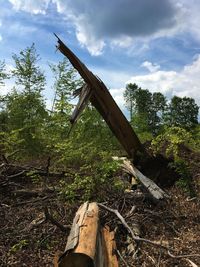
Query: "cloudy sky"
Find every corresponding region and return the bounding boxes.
[0,0,200,112]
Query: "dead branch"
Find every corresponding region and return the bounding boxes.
[98,203,168,249]
[98,203,200,261]
[116,249,130,267]
[7,170,26,179]
[167,251,200,259]
[44,207,70,233]
[122,159,169,200]
[13,196,49,206]
[186,259,198,267]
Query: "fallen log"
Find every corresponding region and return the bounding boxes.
[122,159,169,200]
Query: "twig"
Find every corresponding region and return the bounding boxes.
[44,207,70,232]
[168,251,200,259]
[99,203,200,260]
[98,203,168,249]
[7,170,26,179]
[13,196,49,206]
[116,249,130,267]
[186,259,198,267]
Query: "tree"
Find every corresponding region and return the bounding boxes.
[131,87,153,136]
[0,60,9,86]
[5,44,47,154]
[47,58,83,140]
[124,83,139,121]
[164,96,199,129]
[150,92,167,134]
[12,44,45,93]
[50,58,83,112]
[0,61,9,131]
[124,83,167,136]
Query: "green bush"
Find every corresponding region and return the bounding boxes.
[59,158,122,201]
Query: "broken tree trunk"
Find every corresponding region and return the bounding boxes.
[57,202,118,267]
[122,159,169,200]
[55,35,145,159]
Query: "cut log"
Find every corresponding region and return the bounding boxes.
[58,202,99,267]
[122,159,169,200]
[57,202,119,267]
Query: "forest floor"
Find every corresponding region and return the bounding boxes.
[0,146,200,267]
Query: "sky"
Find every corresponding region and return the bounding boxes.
[0,0,200,113]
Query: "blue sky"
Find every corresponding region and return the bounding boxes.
[0,0,200,112]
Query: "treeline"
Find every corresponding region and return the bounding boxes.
[0,44,199,164]
[124,83,199,139]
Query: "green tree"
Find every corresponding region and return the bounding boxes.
[150,92,167,134]
[164,96,199,129]
[0,60,9,86]
[12,44,45,93]
[131,87,153,137]
[0,61,9,131]
[50,58,82,112]
[124,83,139,120]
[47,58,83,140]
[5,44,47,155]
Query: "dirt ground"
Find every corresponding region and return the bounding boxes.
[0,147,199,267]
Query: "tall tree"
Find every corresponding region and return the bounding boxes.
[12,43,45,93]
[124,83,139,120]
[131,87,153,136]
[50,58,82,112]
[164,96,199,129]
[6,44,47,154]
[48,58,83,139]
[150,92,167,134]
[124,83,167,136]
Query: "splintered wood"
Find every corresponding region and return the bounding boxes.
[55,34,144,159]
[57,202,118,267]
[122,159,169,200]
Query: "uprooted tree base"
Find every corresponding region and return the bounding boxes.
[0,145,199,267]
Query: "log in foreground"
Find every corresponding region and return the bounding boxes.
[57,202,118,267]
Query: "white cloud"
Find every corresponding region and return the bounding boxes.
[8,0,51,14]
[109,88,125,110]
[7,0,180,55]
[141,61,160,73]
[0,34,2,42]
[111,36,134,48]
[6,0,200,57]
[93,56,200,110]
[127,56,200,105]
[74,18,105,56]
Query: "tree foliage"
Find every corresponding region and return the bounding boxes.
[0,44,199,199]
[164,96,199,129]
[0,60,9,86]
[1,44,47,155]
[12,43,45,93]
